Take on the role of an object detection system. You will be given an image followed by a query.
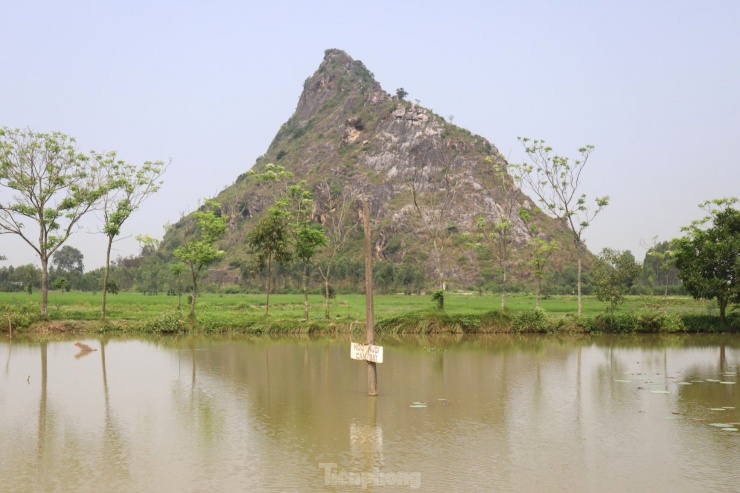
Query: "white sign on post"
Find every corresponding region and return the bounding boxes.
[350,342,384,363]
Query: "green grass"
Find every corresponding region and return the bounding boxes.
[0,290,733,335]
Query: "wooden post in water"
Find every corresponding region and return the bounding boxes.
[362,198,378,396]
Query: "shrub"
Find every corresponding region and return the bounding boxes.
[512,308,549,333]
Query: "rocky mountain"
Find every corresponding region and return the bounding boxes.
[160,49,583,292]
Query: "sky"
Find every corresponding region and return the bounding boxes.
[1,0,738,270]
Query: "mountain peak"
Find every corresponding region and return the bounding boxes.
[292,49,385,124]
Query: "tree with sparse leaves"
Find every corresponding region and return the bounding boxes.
[0,127,106,317]
[287,183,327,321]
[95,151,165,320]
[518,137,609,316]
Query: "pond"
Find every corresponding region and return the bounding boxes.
[1,334,739,492]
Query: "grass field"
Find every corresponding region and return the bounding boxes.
[1,290,730,335]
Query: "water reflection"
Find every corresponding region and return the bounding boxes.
[0,334,739,492]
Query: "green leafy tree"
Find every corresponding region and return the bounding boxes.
[0,127,106,316]
[52,277,70,292]
[396,87,408,100]
[95,151,165,320]
[51,245,84,275]
[642,238,679,311]
[173,200,226,320]
[673,198,740,323]
[518,137,609,316]
[247,208,292,316]
[593,248,641,323]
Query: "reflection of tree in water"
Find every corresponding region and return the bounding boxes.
[169,337,226,451]
[99,339,131,488]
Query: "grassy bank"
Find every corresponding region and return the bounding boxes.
[0,291,737,335]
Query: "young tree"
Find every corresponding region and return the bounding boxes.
[95,151,165,320]
[0,127,106,317]
[314,181,358,319]
[518,207,559,308]
[476,156,524,310]
[287,183,327,321]
[592,248,641,323]
[246,208,292,316]
[518,137,609,316]
[172,200,226,320]
[673,198,740,323]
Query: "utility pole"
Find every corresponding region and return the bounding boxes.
[363,198,378,396]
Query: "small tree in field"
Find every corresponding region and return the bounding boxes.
[518,137,609,316]
[593,248,641,323]
[0,127,106,317]
[173,200,226,320]
[247,208,292,316]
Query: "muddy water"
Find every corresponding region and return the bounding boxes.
[1,334,739,492]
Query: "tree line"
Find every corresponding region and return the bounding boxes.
[2,126,737,324]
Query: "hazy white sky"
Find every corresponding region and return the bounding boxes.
[1,0,738,270]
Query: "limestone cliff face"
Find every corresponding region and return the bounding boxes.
[163,49,581,289]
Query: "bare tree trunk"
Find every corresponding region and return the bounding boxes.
[189,270,198,320]
[303,262,309,321]
[40,257,49,319]
[101,236,113,321]
[576,242,583,317]
[324,277,331,320]
[265,254,272,316]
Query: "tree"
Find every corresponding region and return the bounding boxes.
[518,137,609,316]
[52,277,70,292]
[51,245,84,275]
[286,183,327,320]
[247,208,292,316]
[172,200,226,320]
[408,143,461,290]
[314,182,358,319]
[592,248,641,323]
[169,263,185,310]
[673,198,740,323]
[518,206,559,308]
[642,237,679,310]
[95,151,165,320]
[0,127,106,317]
[396,88,408,100]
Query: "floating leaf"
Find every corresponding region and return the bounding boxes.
[709,408,727,411]
[706,379,721,382]
[650,390,670,394]
[709,423,731,427]
[721,428,738,432]
[614,379,631,383]
[409,404,428,408]
[720,382,735,385]
[722,407,736,409]
[677,382,692,385]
